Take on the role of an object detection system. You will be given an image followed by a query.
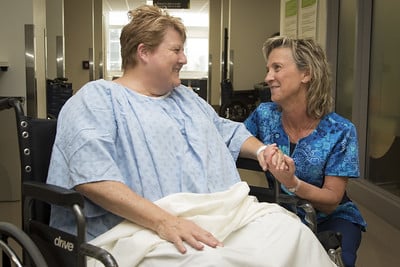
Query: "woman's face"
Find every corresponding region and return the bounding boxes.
[145,27,187,95]
[264,47,309,105]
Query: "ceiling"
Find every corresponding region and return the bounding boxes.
[104,0,148,11]
[103,0,207,12]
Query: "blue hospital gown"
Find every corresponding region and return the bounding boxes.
[47,79,252,239]
[244,102,367,229]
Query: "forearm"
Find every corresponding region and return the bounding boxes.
[75,180,223,253]
[292,178,344,214]
[75,180,171,232]
[238,136,266,160]
[267,156,347,215]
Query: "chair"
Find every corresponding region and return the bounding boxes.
[0,97,118,267]
[0,221,47,267]
[237,157,345,267]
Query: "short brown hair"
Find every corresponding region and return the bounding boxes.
[120,5,187,70]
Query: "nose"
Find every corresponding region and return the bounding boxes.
[264,70,273,85]
[180,52,187,65]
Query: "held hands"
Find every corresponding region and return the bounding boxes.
[155,215,223,254]
[257,144,298,190]
[257,144,286,171]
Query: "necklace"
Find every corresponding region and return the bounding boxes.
[282,115,318,143]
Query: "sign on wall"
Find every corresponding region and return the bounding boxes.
[153,0,190,9]
[283,0,318,39]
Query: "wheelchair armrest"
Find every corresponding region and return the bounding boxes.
[80,243,118,267]
[248,185,275,202]
[22,182,119,266]
[236,157,263,171]
[23,181,84,207]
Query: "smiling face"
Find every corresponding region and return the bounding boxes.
[144,27,187,95]
[265,47,310,106]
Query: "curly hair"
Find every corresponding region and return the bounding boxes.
[120,5,186,70]
[262,36,333,119]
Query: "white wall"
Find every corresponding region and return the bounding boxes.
[0,0,34,98]
[64,0,93,92]
[229,0,280,90]
[209,0,281,105]
[0,0,34,201]
[33,0,47,118]
[46,0,64,80]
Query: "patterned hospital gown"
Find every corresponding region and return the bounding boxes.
[244,102,367,229]
[47,79,252,239]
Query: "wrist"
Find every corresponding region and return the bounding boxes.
[287,176,301,193]
[256,145,268,157]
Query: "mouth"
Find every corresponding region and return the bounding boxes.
[173,65,183,73]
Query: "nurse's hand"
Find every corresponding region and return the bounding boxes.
[258,144,287,171]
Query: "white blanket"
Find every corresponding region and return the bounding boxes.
[88,182,336,267]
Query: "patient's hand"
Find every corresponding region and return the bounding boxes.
[258,144,287,171]
[156,215,223,254]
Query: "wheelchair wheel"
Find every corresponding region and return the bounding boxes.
[219,101,249,122]
[0,221,48,267]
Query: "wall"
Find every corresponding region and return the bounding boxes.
[208,0,222,106]
[208,0,281,105]
[64,0,93,92]
[64,0,103,92]
[229,0,280,91]
[33,0,47,118]
[0,0,33,98]
[0,0,35,202]
[46,0,64,80]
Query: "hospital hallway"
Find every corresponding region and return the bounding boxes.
[1,0,400,266]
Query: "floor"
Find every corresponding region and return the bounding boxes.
[355,201,400,266]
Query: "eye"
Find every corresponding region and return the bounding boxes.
[171,47,183,54]
[273,64,282,72]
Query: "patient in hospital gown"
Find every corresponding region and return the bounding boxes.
[46,5,337,266]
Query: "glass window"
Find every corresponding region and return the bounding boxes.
[367,1,400,197]
[104,1,209,80]
[336,0,400,198]
[335,0,356,120]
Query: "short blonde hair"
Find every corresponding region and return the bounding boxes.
[262,36,333,119]
[120,5,186,70]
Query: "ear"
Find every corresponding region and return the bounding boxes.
[301,70,311,83]
[137,43,149,62]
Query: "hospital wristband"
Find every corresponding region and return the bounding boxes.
[256,145,268,157]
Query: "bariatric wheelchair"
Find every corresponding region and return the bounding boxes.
[0,97,117,267]
[0,96,343,267]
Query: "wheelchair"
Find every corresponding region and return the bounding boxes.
[0,97,117,267]
[0,96,343,267]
